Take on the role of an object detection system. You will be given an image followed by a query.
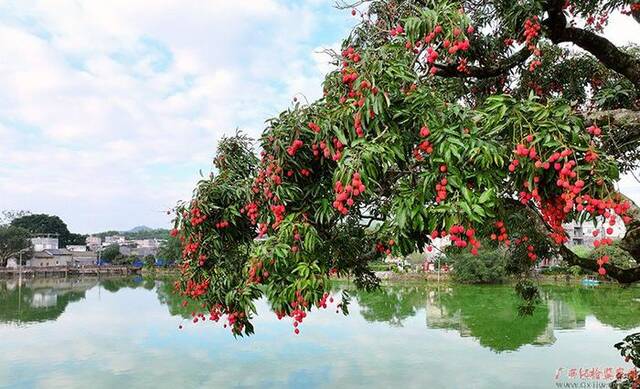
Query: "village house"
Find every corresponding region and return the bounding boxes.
[29,249,73,267]
[104,235,126,246]
[66,245,87,252]
[563,216,626,247]
[71,251,98,266]
[85,236,102,251]
[30,234,59,251]
[5,257,19,269]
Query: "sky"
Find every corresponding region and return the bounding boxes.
[0,1,639,234]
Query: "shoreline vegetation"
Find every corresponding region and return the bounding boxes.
[0,266,612,288]
[0,265,140,278]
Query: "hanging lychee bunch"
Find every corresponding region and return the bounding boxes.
[341,68,359,86]
[289,290,310,335]
[522,16,542,72]
[247,260,269,285]
[430,229,449,241]
[215,220,230,229]
[307,121,321,134]
[541,198,570,244]
[596,255,610,275]
[299,168,311,177]
[316,292,332,309]
[585,149,598,163]
[287,139,304,156]
[354,112,364,137]
[197,254,207,266]
[375,239,395,255]
[389,24,404,37]
[182,240,200,258]
[525,239,538,261]
[333,172,366,215]
[435,165,448,203]
[241,202,260,225]
[587,124,602,137]
[251,155,283,199]
[332,137,345,161]
[490,220,509,246]
[189,207,207,226]
[519,177,542,204]
[183,278,210,298]
[413,20,472,76]
[270,203,286,228]
[449,225,481,255]
[413,125,433,161]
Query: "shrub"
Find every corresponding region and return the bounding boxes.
[590,241,638,269]
[448,247,508,284]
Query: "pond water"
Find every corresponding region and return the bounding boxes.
[0,277,638,388]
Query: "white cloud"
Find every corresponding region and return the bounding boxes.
[0,0,349,233]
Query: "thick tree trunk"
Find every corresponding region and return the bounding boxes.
[544,0,640,90]
[513,196,640,284]
[559,193,640,284]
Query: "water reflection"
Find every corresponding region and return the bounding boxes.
[0,277,638,354]
[0,276,149,324]
[349,283,640,352]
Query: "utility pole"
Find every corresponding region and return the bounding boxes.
[17,247,30,323]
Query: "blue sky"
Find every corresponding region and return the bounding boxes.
[0,1,639,234]
[0,0,356,233]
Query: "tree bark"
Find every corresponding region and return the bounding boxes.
[512,197,640,284]
[544,0,640,90]
[434,48,532,79]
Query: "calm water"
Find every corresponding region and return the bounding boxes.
[0,277,639,388]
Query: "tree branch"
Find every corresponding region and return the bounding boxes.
[544,0,640,89]
[585,109,640,148]
[618,193,640,261]
[509,198,640,284]
[433,47,532,79]
[559,244,640,284]
[582,109,640,171]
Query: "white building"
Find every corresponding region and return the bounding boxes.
[66,245,87,252]
[85,236,102,251]
[563,216,626,247]
[5,257,18,269]
[134,239,160,249]
[31,235,59,251]
[104,235,126,245]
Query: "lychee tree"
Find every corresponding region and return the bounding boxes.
[171,0,640,336]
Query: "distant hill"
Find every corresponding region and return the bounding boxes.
[128,225,153,233]
[91,227,170,240]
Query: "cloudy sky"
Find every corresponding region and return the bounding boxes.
[0,0,354,233]
[0,1,639,234]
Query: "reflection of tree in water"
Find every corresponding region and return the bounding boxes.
[412,284,638,353]
[100,277,150,292]
[0,278,91,324]
[432,286,550,353]
[545,286,640,330]
[350,284,551,352]
[0,276,155,325]
[351,285,429,326]
[155,279,201,319]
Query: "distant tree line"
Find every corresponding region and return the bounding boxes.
[91,228,170,240]
[0,211,86,266]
